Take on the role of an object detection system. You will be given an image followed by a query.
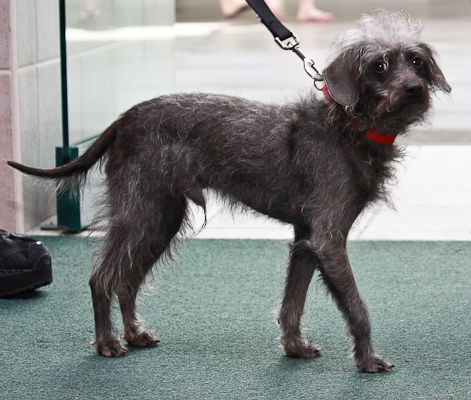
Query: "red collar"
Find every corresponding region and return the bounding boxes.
[322,85,397,146]
[365,129,397,145]
[322,84,333,101]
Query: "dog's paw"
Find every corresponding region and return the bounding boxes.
[284,339,322,359]
[356,354,395,373]
[124,330,160,348]
[93,338,128,357]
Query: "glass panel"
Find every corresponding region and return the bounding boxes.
[65,0,175,144]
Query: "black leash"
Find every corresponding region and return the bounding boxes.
[245,0,324,87]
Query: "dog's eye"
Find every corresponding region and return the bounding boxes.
[373,61,387,73]
[412,57,424,68]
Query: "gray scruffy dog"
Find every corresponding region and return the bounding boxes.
[8,11,450,372]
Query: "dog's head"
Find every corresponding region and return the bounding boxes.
[323,11,451,132]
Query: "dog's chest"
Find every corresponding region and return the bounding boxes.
[348,145,397,203]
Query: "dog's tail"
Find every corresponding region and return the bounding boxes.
[7,117,120,180]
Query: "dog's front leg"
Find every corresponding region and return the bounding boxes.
[279,226,322,358]
[316,241,394,372]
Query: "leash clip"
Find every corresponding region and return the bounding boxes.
[292,47,324,85]
[303,58,323,82]
[247,1,324,88]
[275,35,324,88]
[275,35,300,50]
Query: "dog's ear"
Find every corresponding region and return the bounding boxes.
[323,48,361,107]
[419,43,451,93]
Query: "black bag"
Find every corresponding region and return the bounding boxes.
[0,229,52,296]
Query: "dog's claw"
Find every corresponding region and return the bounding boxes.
[124,330,160,347]
[94,339,128,357]
[284,339,322,359]
[357,354,395,373]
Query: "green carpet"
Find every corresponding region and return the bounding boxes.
[0,238,469,400]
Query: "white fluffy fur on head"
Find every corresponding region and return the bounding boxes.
[336,10,424,51]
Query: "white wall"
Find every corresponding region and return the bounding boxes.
[0,0,176,232]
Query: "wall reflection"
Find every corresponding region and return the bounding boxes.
[65,0,175,143]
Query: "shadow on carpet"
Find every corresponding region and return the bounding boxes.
[0,238,469,400]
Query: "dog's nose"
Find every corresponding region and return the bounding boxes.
[406,85,424,98]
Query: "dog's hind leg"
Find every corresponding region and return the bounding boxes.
[89,274,124,357]
[117,194,188,348]
[90,191,188,357]
[279,225,321,358]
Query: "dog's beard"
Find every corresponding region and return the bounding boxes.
[367,90,432,133]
